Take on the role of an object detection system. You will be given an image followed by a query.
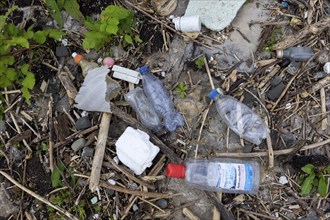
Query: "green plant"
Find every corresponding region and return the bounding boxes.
[195,57,205,69]
[44,0,84,27]
[264,28,283,52]
[299,163,330,197]
[175,82,188,98]
[82,5,142,51]
[0,6,64,120]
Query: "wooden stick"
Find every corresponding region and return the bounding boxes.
[273,16,330,49]
[0,171,78,220]
[183,208,201,220]
[100,182,173,198]
[58,71,78,105]
[215,138,330,157]
[265,119,274,169]
[89,113,111,192]
[212,192,222,220]
[320,88,328,131]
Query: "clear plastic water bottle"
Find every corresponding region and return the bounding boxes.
[139,66,184,132]
[166,158,260,194]
[124,87,162,132]
[276,47,314,62]
[208,88,269,145]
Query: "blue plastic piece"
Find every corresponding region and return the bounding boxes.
[139,66,149,75]
[281,1,289,7]
[208,89,219,100]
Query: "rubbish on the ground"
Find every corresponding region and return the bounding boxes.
[184,0,245,31]
[208,88,269,145]
[139,66,184,132]
[132,204,139,211]
[166,158,260,194]
[107,179,116,185]
[279,176,288,185]
[276,47,314,62]
[72,52,99,77]
[316,50,330,64]
[75,116,92,130]
[112,65,141,84]
[124,87,162,132]
[71,138,86,152]
[103,57,115,68]
[267,82,285,101]
[271,76,283,86]
[287,60,301,75]
[115,127,160,175]
[281,1,289,7]
[278,58,291,68]
[56,46,70,66]
[113,156,119,164]
[323,62,330,74]
[82,146,94,157]
[155,199,168,209]
[172,15,201,32]
[314,71,328,79]
[90,196,98,204]
[151,0,177,16]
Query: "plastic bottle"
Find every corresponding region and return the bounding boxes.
[139,66,184,132]
[124,87,162,132]
[276,47,314,62]
[166,158,260,194]
[72,52,99,77]
[208,88,269,145]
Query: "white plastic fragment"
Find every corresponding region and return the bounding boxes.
[172,15,201,32]
[113,156,120,164]
[74,66,111,113]
[132,204,139,211]
[112,65,141,84]
[279,176,288,185]
[107,179,116,185]
[115,127,160,175]
[90,196,98,204]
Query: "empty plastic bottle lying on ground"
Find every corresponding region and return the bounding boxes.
[137,66,184,132]
[166,158,260,194]
[208,88,269,145]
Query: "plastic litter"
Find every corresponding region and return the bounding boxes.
[115,127,160,175]
[208,88,269,145]
[124,87,162,132]
[172,15,201,32]
[323,62,330,74]
[276,47,314,62]
[166,158,260,194]
[112,65,141,84]
[139,66,184,132]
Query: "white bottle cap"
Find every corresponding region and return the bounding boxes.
[71,52,77,58]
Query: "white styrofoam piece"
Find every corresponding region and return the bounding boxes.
[115,127,160,175]
[184,0,245,31]
[112,65,141,84]
[74,66,111,113]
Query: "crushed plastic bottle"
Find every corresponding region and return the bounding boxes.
[139,66,184,132]
[124,87,162,132]
[72,52,99,77]
[208,88,269,145]
[166,158,260,194]
[276,47,314,62]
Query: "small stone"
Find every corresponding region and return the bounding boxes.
[279,176,288,185]
[82,147,94,157]
[242,145,253,153]
[287,61,301,75]
[267,82,285,101]
[0,120,6,132]
[316,50,330,64]
[75,116,92,130]
[266,103,273,110]
[90,196,98,204]
[155,199,168,209]
[107,179,116,185]
[132,204,139,211]
[55,95,70,113]
[71,138,86,152]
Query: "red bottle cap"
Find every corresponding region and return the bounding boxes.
[166,164,186,178]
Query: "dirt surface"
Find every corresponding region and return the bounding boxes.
[1,0,330,220]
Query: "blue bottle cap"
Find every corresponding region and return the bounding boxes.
[281,1,288,7]
[139,66,149,75]
[208,89,219,100]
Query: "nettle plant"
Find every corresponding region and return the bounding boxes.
[82,5,142,51]
[0,6,64,119]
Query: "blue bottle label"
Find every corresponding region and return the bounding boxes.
[210,163,254,191]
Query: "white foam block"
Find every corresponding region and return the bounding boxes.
[112,65,141,84]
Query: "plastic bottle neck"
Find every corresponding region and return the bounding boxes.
[166,164,186,178]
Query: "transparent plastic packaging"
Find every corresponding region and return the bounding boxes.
[124,87,162,132]
[166,158,260,194]
[139,66,184,132]
[276,47,314,62]
[209,88,269,145]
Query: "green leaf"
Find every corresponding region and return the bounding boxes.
[47,29,64,40]
[0,68,17,87]
[134,35,143,43]
[301,164,315,175]
[105,24,119,35]
[100,22,107,32]
[21,64,35,89]
[33,31,47,44]
[51,161,66,187]
[318,175,328,197]
[301,173,315,196]
[84,16,99,31]
[24,30,34,39]
[0,5,18,32]
[56,0,65,10]
[124,34,133,44]
[45,0,64,27]
[63,0,84,21]
[82,38,95,50]
[0,56,15,66]
[5,23,19,36]
[324,164,330,173]
[101,5,131,20]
